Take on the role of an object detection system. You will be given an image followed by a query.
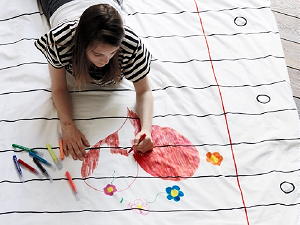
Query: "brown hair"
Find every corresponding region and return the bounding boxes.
[72,4,124,88]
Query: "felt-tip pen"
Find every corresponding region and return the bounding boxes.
[29,151,52,167]
[18,159,39,175]
[33,157,52,182]
[128,133,147,153]
[65,171,78,194]
[46,144,58,163]
[12,144,39,154]
[13,155,23,181]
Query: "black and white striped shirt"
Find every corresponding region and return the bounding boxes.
[34,20,152,85]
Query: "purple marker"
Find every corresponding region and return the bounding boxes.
[13,155,23,181]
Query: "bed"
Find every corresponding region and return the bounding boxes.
[1,0,300,224]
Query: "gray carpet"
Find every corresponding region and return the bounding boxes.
[271,0,300,118]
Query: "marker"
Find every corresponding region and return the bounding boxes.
[46,144,63,169]
[12,144,39,154]
[128,133,147,153]
[65,171,78,195]
[46,144,58,163]
[13,155,23,181]
[59,139,64,160]
[17,159,39,175]
[29,151,52,167]
[33,157,52,182]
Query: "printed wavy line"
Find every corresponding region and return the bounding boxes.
[141,31,280,39]
[0,38,37,46]
[127,6,270,16]
[0,56,287,71]
[0,31,282,46]
[1,137,299,153]
[0,6,271,22]
[0,202,299,215]
[151,55,285,63]
[0,62,47,71]
[1,168,300,184]
[0,108,297,123]
[0,80,287,96]
[0,12,41,22]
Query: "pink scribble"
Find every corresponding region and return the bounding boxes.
[128,199,149,215]
[110,149,129,156]
[81,141,102,178]
[104,132,119,149]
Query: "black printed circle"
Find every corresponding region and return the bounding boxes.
[256,94,271,104]
[280,181,295,194]
[234,17,247,26]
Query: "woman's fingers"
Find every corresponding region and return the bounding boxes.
[82,135,90,147]
[74,140,86,161]
[135,138,153,153]
[63,141,69,156]
[69,143,79,160]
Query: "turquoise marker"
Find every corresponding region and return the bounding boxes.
[29,151,52,167]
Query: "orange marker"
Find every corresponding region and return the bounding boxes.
[59,139,64,160]
[65,171,77,194]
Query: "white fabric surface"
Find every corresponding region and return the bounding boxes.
[0,0,300,224]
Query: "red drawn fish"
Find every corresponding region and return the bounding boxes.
[81,109,200,181]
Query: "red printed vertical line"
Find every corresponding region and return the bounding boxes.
[192,1,250,224]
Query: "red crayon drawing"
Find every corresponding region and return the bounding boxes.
[81,109,200,181]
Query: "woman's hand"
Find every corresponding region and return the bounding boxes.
[48,65,90,160]
[61,123,90,160]
[133,130,153,153]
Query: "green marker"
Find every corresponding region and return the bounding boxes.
[12,144,38,154]
[46,144,58,163]
[46,144,62,170]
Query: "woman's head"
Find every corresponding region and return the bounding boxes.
[72,4,124,88]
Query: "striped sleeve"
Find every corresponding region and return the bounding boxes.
[34,30,64,68]
[120,27,152,82]
[34,22,76,69]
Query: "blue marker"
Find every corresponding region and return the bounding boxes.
[13,155,23,181]
[29,151,52,167]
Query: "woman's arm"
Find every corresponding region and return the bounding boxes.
[49,64,89,160]
[133,76,154,152]
[49,64,73,127]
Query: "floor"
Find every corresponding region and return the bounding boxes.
[270,0,300,115]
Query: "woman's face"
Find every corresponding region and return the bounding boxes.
[86,42,119,68]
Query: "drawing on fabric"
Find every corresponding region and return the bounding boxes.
[103,184,117,196]
[80,109,199,212]
[206,152,223,166]
[81,108,200,181]
[166,185,184,202]
[127,199,150,215]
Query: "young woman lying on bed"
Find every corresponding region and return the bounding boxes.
[35,0,153,160]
